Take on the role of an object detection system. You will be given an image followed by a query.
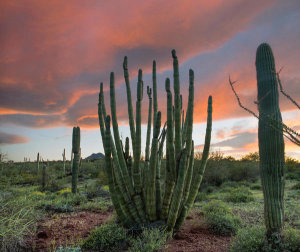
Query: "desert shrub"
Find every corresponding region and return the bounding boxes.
[55,246,82,252]
[85,181,110,199]
[230,226,300,252]
[250,183,261,190]
[202,160,229,186]
[225,187,255,203]
[195,192,207,202]
[203,200,241,236]
[82,223,127,251]
[228,161,259,182]
[291,182,300,190]
[128,228,168,252]
[202,200,231,216]
[0,193,39,252]
[205,213,241,236]
[284,227,300,252]
[230,226,265,252]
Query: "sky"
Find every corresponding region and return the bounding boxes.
[0,0,300,162]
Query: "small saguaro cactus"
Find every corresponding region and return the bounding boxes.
[62,148,66,174]
[98,50,212,232]
[37,152,40,172]
[71,126,80,193]
[256,43,285,248]
[41,162,47,192]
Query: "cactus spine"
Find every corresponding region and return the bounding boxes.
[71,127,80,193]
[256,43,285,247]
[98,50,212,232]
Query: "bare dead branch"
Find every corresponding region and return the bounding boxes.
[276,68,300,110]
[229,76,259,119]
[229,75,300,146]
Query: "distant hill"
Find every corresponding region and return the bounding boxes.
[85,152,105,160]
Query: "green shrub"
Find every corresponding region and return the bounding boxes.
[55,246,82,252]
[225,187,255,203]
[195,192,207,202]
[85,181,110,199]
[203,200,241,236]
[205,213,241,236]
[82,223,127,251]
[284,227,300,252]
[202,200,231,216]
[230,226,300,252]
[129,228,168,252]
[250,183,261,190]
[291,182,300,190]
[230,226,265,252]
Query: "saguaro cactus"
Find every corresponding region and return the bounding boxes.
[41,162,46,192]
[36,152,40,172]
[98,50,212,232]
[62,148,66,174]
[256,43,285,248]
[71,126,80,194]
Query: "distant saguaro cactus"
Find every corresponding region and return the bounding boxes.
[98,50,212,232]
[41,162,47,192]
[71,127,80,193]
[62,149,66,174]
[256,43,285,248]
[37,152,40,172]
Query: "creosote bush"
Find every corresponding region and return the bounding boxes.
[225,187,255,203]
[203,200,241,236]
[230,226,300,252]
[82,223,127,251]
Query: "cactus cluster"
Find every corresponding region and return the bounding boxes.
[71,126,81,193]
[98,50,212,232]
[256,43,285,246]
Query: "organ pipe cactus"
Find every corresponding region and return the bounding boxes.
[71,126,80,193]
[256,43,285,248]
[98,50,212,232]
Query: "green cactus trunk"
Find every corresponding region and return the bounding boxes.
[256,43,285,248]
[97,50,212,232]
[37,152,40,173]
[62,149,66,174]
[41,162,46,192]
[71,127,80,194]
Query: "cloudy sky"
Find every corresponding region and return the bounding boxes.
[1,0,300,161]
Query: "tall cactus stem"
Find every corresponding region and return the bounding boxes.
[256,43,285,247]
[123,56,136,150]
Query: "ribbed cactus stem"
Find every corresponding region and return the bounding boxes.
[123,56,136,150]
[175,96,212,229]
[146,111,161,221]
[72,126,80,193]
[153,60,158,126]
[144,86,153,203]
[256,43,285,246]
[110,72,135,197]
[172,50,182,157]
[125,137,130,161]
[161,78,176,220]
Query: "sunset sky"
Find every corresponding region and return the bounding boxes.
[1,0,300,162]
